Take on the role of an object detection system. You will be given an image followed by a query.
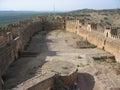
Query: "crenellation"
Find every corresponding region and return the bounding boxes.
[65,18,120,62]
[1,15,120,90]
[0,17,44,76]
[66,19,81,33]
[0,16,64,80]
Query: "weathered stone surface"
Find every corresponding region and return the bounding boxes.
[42,61,78,90]
[65,19,120,62]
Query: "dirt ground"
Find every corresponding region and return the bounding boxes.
[3,30,120,90]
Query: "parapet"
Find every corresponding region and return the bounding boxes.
[11,61,78,90]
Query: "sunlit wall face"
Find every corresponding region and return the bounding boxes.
[0,0,120,11]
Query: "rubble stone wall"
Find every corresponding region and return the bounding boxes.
[66,20,120,62]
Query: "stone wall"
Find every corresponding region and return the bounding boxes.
[65,19,120,62]
[0,31,13,47]
[0,21,42,76]
[54,69,78,89]
[0,36,6,46]
[12,74,54,90]
[0,42,16,75]
[0,18,45,90]
[66,20,80,33]
[0,16,65,90]
[104,40,120,62]
[11,61,78,90]
[11,69,78,90]
[44,17,65,31]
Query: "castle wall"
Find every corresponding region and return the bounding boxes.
[0,42,15,75]
[66,20,80,33]
[0,16,65,89]
[0,32,12,47]
[104,40,120,62]
[0,18,62,72]
[0,20,43,77]
[0,36,6,46]
[65,19,120,62]
[87,30,120,62]
[0,79,1,89]
[43,19,65,31]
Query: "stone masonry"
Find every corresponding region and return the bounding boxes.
[65,19,120,62]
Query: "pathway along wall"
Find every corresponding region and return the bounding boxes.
[0,20,44,90]
[0,16,65,90]
[0,20,43,76]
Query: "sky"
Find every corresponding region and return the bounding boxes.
[0,0,120,11]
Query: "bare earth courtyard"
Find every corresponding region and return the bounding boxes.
[4,30,120,90]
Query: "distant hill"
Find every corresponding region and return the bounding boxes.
[0,11,50,26]
[67,9,120,15]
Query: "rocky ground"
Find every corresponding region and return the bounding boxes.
[3,30,120,90]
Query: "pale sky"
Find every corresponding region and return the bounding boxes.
[0,0,120,11]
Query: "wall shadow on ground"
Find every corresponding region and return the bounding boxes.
[3,30,57,89]
[77,73,95,90]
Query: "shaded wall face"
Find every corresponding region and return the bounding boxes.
[12,28,20,38]
[61,70,78,87]
[0,19,45,90]
[0,36,6,45]
[28,78,54,90]
[0,32,13,47]
[0,70,2,89]
[43,21,64,30]
[0,42,16,75]
[0,21,43,75]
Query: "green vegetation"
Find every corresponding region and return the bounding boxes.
[62,67,68,70]
[77,65,80,67]
[62,9,120,27]
[50,70,61,74]
[86,41,97,48]
[77,56,82,59]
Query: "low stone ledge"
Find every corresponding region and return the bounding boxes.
[11,61,78,90]
[12,74,54,90]
[42,61,78,89]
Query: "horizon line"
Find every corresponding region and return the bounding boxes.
[0,8,120,12]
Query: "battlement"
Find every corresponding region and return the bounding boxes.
[1,15,120,90]
[65,18,120,63]
[0,16,45,75]
[0,16,73,89]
